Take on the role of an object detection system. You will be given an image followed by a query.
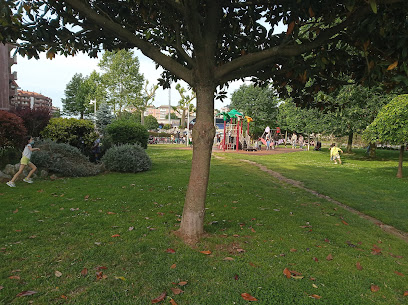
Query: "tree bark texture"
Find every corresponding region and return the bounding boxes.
[141,113,145,126]
[177,83,215,244]
[397,145,404,178]
[369,143,376,158]
[347,132,353,153]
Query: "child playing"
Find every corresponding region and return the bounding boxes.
[6,136,40,187]
[330,143,343,165]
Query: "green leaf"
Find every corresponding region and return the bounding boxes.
[369,0,377,14]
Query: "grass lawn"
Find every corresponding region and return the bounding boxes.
[0,145,407,304]
[218,147,408,232]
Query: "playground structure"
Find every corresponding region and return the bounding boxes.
[217,109,279,151]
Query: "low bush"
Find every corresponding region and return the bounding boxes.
[31,139,102,177]
[0,110,27,148]
[0,147,21,169]
[41,118,97,155]
[102,144,151,173]
[105,120,149,148]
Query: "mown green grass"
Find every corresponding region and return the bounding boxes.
[218,147,408,232]
[1,145,407,304]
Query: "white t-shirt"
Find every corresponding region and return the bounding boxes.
[22,144,32,159]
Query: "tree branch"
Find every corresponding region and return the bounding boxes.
[64,0,193,84]
[214,7,370,82]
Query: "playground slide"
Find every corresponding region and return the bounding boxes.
[259,138,267,145]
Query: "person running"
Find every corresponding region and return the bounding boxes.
[330,143,343,165]
[6,136,40,187]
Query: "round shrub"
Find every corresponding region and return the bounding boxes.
[31,139,102,177]
[0,110,27,148]
[105,120,149,148]
[102,144,151,173]
[41,118,98,154]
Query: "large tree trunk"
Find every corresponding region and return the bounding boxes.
[347,132,353,153]
[177,82,215,244]
[369,142,376,158]
[396,145,404,178]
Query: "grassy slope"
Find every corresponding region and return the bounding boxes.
[0,146,407,304]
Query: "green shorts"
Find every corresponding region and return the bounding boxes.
[20,156,30,165]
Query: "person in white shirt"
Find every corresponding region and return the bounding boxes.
[6,136,40,187]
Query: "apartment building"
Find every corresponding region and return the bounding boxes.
[11,90,54,111]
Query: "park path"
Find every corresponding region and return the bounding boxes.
[213,153,408,243]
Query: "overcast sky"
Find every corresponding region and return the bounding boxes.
[14,49,245,111]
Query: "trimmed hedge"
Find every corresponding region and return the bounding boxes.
[105,120,149,148]
[102,144,151,173]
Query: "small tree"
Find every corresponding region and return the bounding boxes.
[0,110,27,148]
[144,115,159,130]
[62,73,89,119]
[10,107,51,137]
[364,95,408,178]
[95,102,114,134]
[175,84,196,130]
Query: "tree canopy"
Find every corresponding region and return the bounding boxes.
[230,84,278,136]
[2,0,408,244]
[364,94,408,177]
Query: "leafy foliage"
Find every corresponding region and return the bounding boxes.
[144,115,159,130]
[364,95,408,145]
[105,120,149,149]
[230,84,279,136]
[0,110,27,148]
[102,144,151,173]
[98,49,144,114]
[41,118,97,153]
[31,139,102,177]
[10,107,51,137]
[95,102,114,134]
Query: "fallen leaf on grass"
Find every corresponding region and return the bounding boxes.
[16,291,37,297]
[96,266,107,271]
[394,271,404,277]
[55,271,62,277]
[234,274,239,281]
[312,284,318,288]
[313,257,319,262]
[81,268,88,276]
[0,286,3,290]
[9,275,20,280]
[151,292,166,303]
[310,294,321,299]
[170,264,177,269]
[165,248,176,254]
[61,295,68,299]
[111,234,120,237]
[223,257,234,261]
[404,291,408,297]
[241,293,258,301]
[107,212,116,215]
[341,220,349,225]
[200,250,212,255]
[326,254,333,261]
[283,268,291,279]
[114,276,126,281]
[171,287,183,295]
[84,195,90,200]
[178,281,188,286]
[96,271,107,280]
[371,285,380,292]
[13,208,18,214]
[128,227,134,231]
[170,298,178,305]
[290,248,297,252]
[371,245,382,255]
[356,262,363,270]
